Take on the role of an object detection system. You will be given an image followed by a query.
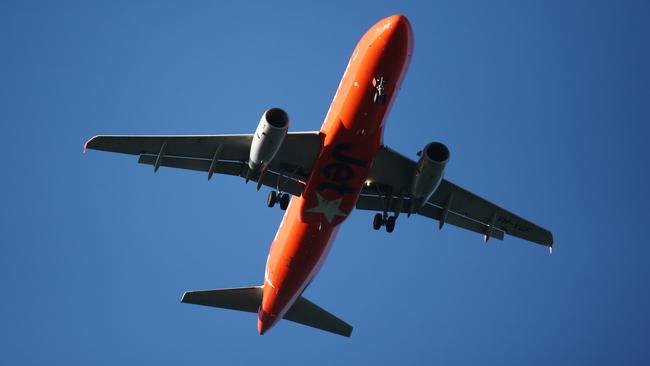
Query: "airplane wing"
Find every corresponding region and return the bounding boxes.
[84,132,323,196]
[357,146,553,248]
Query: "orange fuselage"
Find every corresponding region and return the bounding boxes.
[258,15,413,334]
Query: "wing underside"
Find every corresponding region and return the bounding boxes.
[84,133,551,246]
[84,132,323,196]
[357,146,552,247]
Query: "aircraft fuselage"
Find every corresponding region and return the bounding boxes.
[258,15,414,334]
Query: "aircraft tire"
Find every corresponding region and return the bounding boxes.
[385,216,396,233]
[279,193,290,210]
[267,191,277,208]
[373,213,383,230]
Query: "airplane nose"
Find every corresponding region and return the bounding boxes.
[385,14,411,29]
[374,14,413,51]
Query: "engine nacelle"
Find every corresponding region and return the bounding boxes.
[249,108,290,171]
[410,142,450,209]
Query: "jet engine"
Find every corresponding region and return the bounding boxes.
[249,108,290,171]
[410,142,450,209]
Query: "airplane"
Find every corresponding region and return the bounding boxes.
[84,14,553,337]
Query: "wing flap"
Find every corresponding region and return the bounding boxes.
[368,145,415,193]
[356,195,504,240]
[418,202,505,240]
[430,180,552,246]
[138,154,244,175]
[138,154,305,196]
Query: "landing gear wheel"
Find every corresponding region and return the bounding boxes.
[373,213,383,230]
[267,191,277,208]
[279,193,290,210]
[385,216,396,233]
[373,92,387,105]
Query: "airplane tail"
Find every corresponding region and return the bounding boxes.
[181,286,353,337]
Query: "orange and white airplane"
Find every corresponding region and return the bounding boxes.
[85,15,553,337]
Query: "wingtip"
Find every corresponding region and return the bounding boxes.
[83,135,99,153]
[344,327,353,337]
[180,291,190,303]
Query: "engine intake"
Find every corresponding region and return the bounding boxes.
[249,108,290,171]
[410,142,450,209]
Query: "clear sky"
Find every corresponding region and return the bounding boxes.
[1,0,649,364]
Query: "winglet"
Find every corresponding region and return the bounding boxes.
[83,135,99,153]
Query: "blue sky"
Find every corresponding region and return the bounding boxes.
[1,0,649,364]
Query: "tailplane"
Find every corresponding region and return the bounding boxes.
[181,286,353,337]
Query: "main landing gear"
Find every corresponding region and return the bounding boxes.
[267,190,290,210]
[370,183,400,233]
[373,213,396,233]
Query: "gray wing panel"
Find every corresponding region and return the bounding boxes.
[85,134,252,161]
[85,131,323,193]
[429,180,553,246]
[267,132,323,180]
[367,146,414,194]
[138,154,305,196]
[137,154,244,175]
[361,145,552,247]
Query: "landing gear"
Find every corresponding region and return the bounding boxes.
[267,191,290,210]
[373,76,387,105]
[386,216,396,233]
[279,192,290,210]
[370,183,401,233]
[267,191,277,208]
[373,213,383,230]
[373,92,387,104]
[372,212,397,233]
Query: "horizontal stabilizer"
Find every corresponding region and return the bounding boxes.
[284,295,353,337]
[181,287,262,313]
[181,286,353,337]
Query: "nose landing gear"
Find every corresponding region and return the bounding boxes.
[372,76,388,105]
